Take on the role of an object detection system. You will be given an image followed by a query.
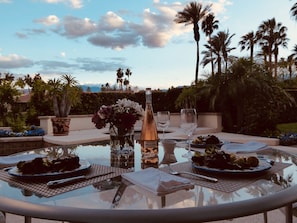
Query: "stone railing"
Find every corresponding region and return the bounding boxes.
[39,112,222,135]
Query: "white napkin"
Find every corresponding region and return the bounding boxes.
[122,167,194,196]
[221,141,267,153]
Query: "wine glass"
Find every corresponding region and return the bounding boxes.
[157,111,170,140]
[180,108,197,158]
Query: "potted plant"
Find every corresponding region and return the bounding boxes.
[48,74,81,136]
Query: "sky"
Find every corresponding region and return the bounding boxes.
[0,0,297,90]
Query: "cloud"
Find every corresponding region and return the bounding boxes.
[87,1,187,49]
[68,0,83,8]
[34,57,125,74]
[15,32,27,39]
[77,57,125,72]
[88,32,140,50]
[36,60,76,70]
[0,0,11,3]
[15,28,46,39]
[0,54,33,68]
[134,3,188,48]
[210,0,233,23]
[28,28,47,35]
[34,15,60,26]
[19,0,232,50]
[100,11,125,30]
[57,16,97,38]
[40,0,83,9]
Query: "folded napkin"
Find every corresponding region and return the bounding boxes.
[221,141,267,153]
[121,167,194,196]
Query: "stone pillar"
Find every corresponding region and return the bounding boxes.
[38,116,53,135]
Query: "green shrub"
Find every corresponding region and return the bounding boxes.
[6,113,27,132]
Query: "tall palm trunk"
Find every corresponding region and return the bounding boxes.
[193,23,200,85]
[250,45,254,64]
[210,48,214,76]
[195,40,199,84]
[269,50,273,75]
[217,56,222,76]
[208,36,214,76]
[274,49,278,79]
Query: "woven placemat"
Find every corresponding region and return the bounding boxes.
[160,161,291,193]
[0,164,130,197]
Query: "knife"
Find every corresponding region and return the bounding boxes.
[47,171,113,188]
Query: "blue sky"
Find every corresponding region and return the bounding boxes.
[0,0,297,90]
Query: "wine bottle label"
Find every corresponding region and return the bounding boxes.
[143,140,158,148]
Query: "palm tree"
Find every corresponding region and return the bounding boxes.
[125,68,132,81]
[239,31,257,64]
[116,68,124,90]
[3,73,14,82]
[287,54,295,79]
[202,36,222,76]
[290,44,297,61]
[175,2,211,84]
[123,79,129,90]
[221,31,236,72]
[105,82,110,90]
[257,19,274,75]
[290,2,297,20]
[201,13,219,76]
[124,68,132,90]
[23,74,34,93]
[273,25,288,79]
[289,44,297,78]
[257,18,288,79]
[202,30,235,75]
[48,74,80,117]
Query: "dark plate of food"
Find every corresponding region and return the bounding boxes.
[191,135,223,148]
[191,147,272,174]
[8,156,91,179]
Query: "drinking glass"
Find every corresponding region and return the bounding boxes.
[157,111,170,140]
[180,108,197,158]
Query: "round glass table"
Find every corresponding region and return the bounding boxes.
[0,140,297,223]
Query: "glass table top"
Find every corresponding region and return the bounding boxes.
[0,140,296,212]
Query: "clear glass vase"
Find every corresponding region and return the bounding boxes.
[109,125,135,169]
[109,125,134,153]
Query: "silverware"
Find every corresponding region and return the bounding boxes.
[168,165,218,183]
[47,171,113,188]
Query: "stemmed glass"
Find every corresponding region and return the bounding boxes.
[180,108,197,158]
[157,111,170,140]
